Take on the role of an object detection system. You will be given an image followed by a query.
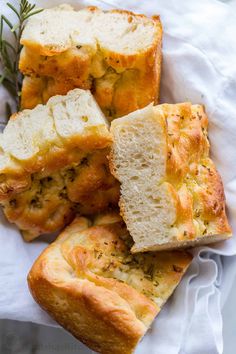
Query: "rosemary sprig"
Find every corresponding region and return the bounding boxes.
[0,0,43,117]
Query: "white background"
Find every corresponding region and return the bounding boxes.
[0,284,235,353]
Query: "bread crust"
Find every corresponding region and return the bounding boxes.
[0,89,120,240]
[19,6,162,119]
[109,103,231,252]
[28,213,192,353]
[131,233,231,252]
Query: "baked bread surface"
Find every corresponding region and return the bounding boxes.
[28,212,192,354]
[19,5,162,120]
[110,103,232,252]
[0,89,119,240]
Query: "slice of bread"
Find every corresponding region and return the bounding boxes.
[28,212,192,354]
[2,88,110,164]
[110,103,232,252]
[0,89,119,240]
[19,5,162,120]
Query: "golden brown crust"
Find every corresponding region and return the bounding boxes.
[1,150,120,240]
[20,76,46,109]
[19,6,162,119]
[164,103,231,241]
[109,103,231,252]
[28,213,192,353]
[0,90,120,240]
[131,233,231,252]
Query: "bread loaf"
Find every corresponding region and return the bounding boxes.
[110,103,232,252]
[28,212,192,354]
[19,5,162,120]
[0,89,119,240]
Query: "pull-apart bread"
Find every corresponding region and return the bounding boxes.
[19,5,162,120]
[28,212,192,354]
[110,103,231,252]
[0,89,119,241]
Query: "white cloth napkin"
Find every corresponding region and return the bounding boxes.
[1,0,236,353]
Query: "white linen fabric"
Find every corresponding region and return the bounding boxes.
[0,0,236,353]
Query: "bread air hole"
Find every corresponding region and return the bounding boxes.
[30,196,42,209]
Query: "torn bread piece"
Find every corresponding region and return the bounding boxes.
[19,5,162,120]
[0,89,119,241]
[28,212,192,354]
[110,103,232,252]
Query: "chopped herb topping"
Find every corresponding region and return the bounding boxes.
[9,199,17,207]
[80,157,89,167]
[81,115,88,122]
[197,112,202,120]
[173,265,183,273]
[66,167,76,182]
[40,176,53,187]
[145,264,155,280]
[30,196,42,208]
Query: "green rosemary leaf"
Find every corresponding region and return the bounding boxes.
[0,0,43,118]
[3,40,16,55]
[1,15,14,30]
[5,101,12,118]
[2,82,16,100]
[5,68,17,84]
[10,23,20,32]
[6,3,20,20]
[22,1,34,15]
[23,8,43,21]
[0,17,3,43]
[1,15,17,39]
[0,74,5,84]
[1,43,14,73]
[27,3,36,12]
[1,76,16,93]
[20,3,27,14]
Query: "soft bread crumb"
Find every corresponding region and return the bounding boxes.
[19,5,162,119]
[21,5,158,55]
[0,89,119,240]
[110,103,232,252]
